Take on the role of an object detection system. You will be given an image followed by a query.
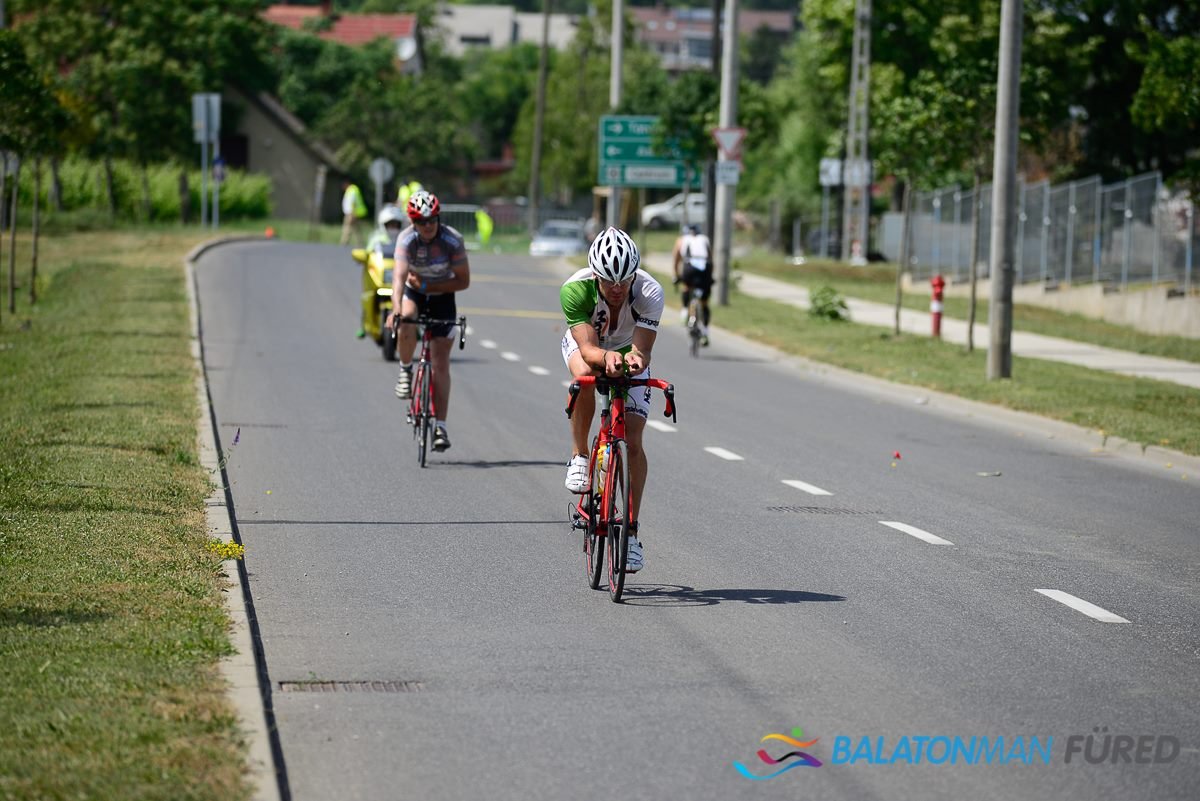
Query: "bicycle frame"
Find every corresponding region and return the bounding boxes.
[398,314,466,467]
[566,374,676,601]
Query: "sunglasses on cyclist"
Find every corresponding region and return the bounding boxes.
[414,216,438,226]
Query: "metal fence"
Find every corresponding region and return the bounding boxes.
[882,171,1197,292]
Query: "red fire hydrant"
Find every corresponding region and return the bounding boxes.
[930,274,946,338]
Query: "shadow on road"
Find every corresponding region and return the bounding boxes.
[433,459,562,469]
[619,584,845,607]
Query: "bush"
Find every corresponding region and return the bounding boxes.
[808,285,850,321]
[11,156,271,223]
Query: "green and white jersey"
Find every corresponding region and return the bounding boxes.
[559,268,664,352]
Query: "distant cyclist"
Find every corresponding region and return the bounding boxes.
[671,223,713,346]
[389,190,471,452]
[560,227,664,573]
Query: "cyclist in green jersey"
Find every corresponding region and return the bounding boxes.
[559,227,664,572]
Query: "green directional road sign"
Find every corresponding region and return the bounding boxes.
[598,115,702,189]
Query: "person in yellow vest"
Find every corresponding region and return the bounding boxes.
[474,207,494,247]
[340,181,368,246]
[397,180,424,209]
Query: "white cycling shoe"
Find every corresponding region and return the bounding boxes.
[565,455,589,493]
[625,536,645,573]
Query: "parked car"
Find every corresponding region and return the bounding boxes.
[640,192,707,230]
[530,219,588,257]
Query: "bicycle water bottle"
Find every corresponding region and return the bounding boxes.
[597,446,607,482]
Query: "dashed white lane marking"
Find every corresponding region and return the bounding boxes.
[879,521,954,546]
[782,479,832,496]
[479,339,497,349]
[561,380,574,388]
[500,351,521,362]
[528,366,550,376]
[1035,589,1130,623]
[465,325,475,336]
[704,447,744,461]
[645,420,676,433]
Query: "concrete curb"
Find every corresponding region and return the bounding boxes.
[185,241,285,801]
[185,234,273,265]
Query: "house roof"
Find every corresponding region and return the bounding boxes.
[263,5,416,46]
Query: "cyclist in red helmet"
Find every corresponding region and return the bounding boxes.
[389,190,471,452]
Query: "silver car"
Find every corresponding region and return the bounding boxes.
[530,219,588,257]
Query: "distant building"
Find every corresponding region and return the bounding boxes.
[262,3,422,73]
[630,6,795,74]
[433,4,579,57]
[224,86,347,222]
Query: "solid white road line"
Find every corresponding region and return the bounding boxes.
[782,479,832,496]
[500,351,521,362]
[704,447,744,461]
[1034,589,1130,623]
[480,339,498,349]
[879,520,954,546]
[528,366,550,376]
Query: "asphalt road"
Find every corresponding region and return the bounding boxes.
[197,240,1199,801]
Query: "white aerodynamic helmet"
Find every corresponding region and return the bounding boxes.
[378,204,405,227]
[588,227,640,283]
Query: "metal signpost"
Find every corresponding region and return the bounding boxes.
[369,158,395,218]
[192,93,220,228]
[597,115,701,190]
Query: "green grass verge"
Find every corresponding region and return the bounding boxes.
[642,264,1200,458]
[735,251,1200,364]
[0,228,249,800]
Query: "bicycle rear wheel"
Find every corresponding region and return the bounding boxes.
[584,439,604,589]
[605,441,631,603]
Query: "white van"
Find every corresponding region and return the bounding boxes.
[640,193,707,230]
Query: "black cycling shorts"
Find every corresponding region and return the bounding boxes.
[681,265,713,301]
[402,287,458,338]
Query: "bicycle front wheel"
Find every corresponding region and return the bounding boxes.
[605,440,631,603]
[584,438,604,589]
[415,363,431,467]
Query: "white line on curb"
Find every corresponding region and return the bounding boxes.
[782,479,832,496]
[480,339,498,349]
[1034,589,1130,623]
[500,351,521,362]
[528,366,550,375]
[879,520,954,546]
[704,446,744,461]
[646,420,676,433]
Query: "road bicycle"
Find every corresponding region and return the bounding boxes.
[566,374,676,602]
[398,314,467,467]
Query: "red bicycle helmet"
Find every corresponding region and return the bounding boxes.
[406,189,440,220]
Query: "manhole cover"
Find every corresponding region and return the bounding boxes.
[278,680,423,693]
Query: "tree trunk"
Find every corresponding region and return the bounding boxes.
[31,158,41,305]
[179,169,191,224]
[103,153,117,219]
[895,179,912,335]
[50,155,63,212]
[9,156,20,314]
[966,166,982,353]
[0,154,6,325]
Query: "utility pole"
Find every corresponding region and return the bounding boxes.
[841,0,871,263]
[987,0,1022,380]
[712,0,738,305]
[527,0,552,235]
[607,0,624,230]
[705,0,722,252]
